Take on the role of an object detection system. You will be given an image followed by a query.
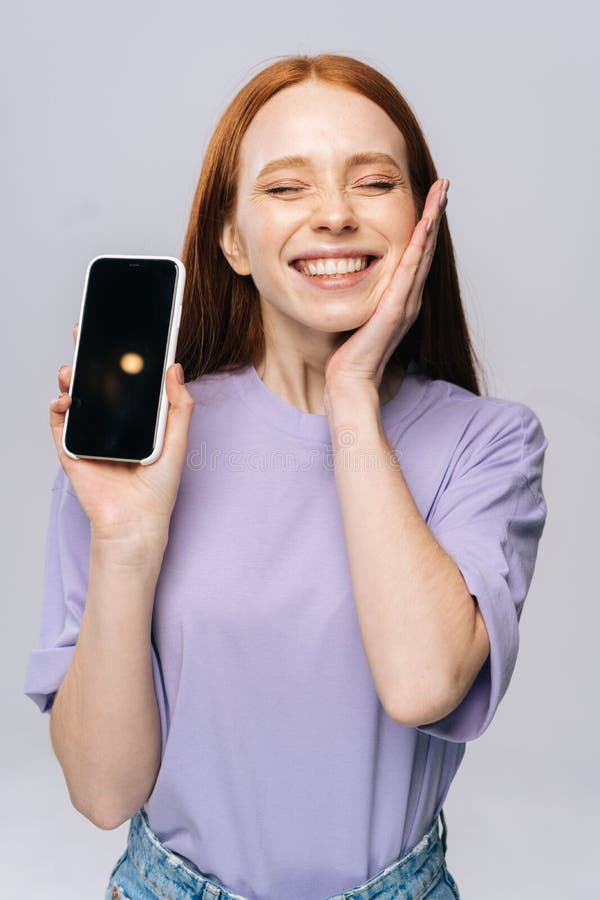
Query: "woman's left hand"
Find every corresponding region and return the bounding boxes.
[324,177,449,400]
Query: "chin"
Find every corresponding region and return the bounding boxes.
[324,302,378,329]
[315,312,371,334]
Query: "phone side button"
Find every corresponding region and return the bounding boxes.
[176,306,182,329]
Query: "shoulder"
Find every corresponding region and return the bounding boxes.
[426,374,545,440]
[422,376,548,487]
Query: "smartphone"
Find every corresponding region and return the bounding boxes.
[63,254,186,466]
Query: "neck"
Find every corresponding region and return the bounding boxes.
[255,355,405,415]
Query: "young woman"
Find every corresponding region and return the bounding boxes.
[24,54,548,900]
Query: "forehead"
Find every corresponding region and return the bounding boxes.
[238,81,409,175]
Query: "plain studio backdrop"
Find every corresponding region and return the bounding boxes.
[3,1,597,897]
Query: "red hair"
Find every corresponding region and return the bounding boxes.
[177,54,486,396]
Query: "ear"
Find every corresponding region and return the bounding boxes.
[219,219,252,276]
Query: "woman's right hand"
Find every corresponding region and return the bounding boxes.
[49,324,196,543]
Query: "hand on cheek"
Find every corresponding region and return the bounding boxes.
[324,178,449,393]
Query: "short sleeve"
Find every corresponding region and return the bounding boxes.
[415,402,549,743]
[22,467,89,714]
[23,467,169,755]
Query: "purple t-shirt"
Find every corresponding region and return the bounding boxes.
[23,358,548,900]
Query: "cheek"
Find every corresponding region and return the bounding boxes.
[388,200,417,233]
[388,208,418,256]
[362,196,415,236]
[248,234,283,278]
[246,214,301,274]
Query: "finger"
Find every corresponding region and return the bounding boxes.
[411,178,449,288]
[423,178,449,237]
[440,178,449,215]
[73,323,79,345]
[158,364,196,467]
[48,391,72,462]
[58,364,71,393]
[390,178,449,300]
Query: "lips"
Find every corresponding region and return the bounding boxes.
[290,251,381,265]
[289,252,383,285]
[289,250,381,291]
[290,255,378,275]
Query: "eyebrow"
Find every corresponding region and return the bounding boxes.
[255,152,404,181]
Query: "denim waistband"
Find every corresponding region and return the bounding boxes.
[123,806,448,900]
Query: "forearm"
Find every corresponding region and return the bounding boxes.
[49,530,167,829]
[327,385,483,726]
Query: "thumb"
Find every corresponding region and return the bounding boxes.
[161,363,196,457]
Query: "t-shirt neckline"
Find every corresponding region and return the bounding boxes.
[231,358,428,445]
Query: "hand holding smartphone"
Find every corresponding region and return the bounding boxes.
[49,255,196,540]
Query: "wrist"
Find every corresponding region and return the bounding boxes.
[90,522,169,567]
[325,381,383,446]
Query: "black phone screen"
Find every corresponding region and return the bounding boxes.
[64,257,179,461]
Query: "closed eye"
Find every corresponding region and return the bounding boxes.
[363,180,398,189]
[264,186,303,194]
[264,179,400,195]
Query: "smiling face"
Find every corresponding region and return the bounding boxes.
[220,79,418,361]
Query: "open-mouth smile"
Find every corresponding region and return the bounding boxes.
[289,255,381,290]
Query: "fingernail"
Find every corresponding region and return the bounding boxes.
[425,216,433,234]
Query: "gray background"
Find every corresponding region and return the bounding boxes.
[4,1,597,897]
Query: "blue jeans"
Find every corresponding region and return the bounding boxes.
[105,807,460,899]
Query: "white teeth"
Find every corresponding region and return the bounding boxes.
[296,256,370,276]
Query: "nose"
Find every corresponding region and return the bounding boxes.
[309,188,359,234]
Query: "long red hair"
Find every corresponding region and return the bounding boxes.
[177,54,486,396]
